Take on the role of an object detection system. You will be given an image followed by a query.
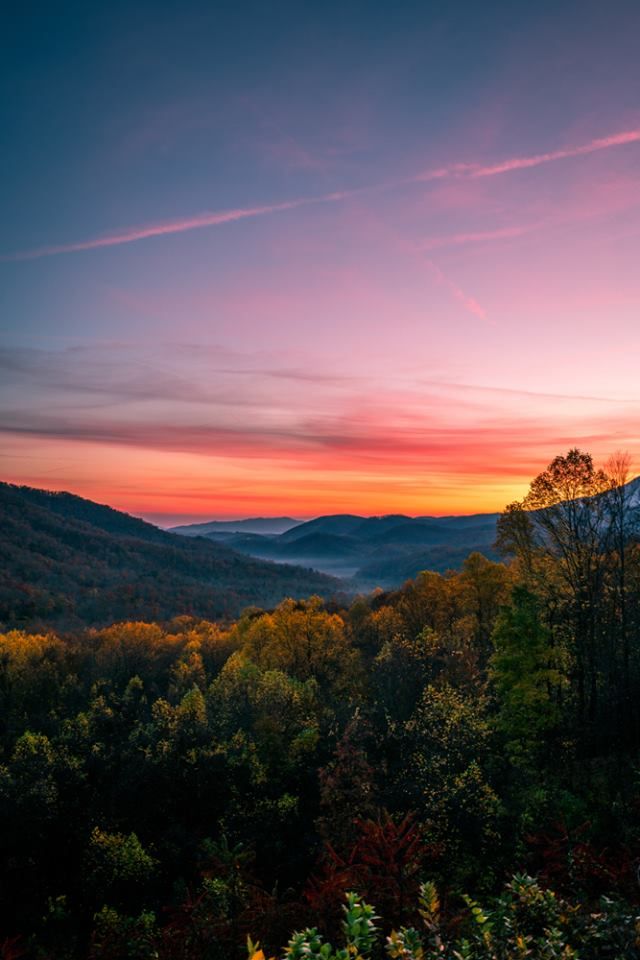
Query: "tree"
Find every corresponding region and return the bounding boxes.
[489,586,566,805]
[84,827,157,910]
[236,598,361,698]
[497,450,610,730]
[317,720,377,852]
[458,553,512,664]
[401,685,500,884]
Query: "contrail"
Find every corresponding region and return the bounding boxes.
[421,224,538,251]
[3,126,640,261]
[413,128,640,181]
[425,259,490,322]
[1,195,345,261]
[471,128,640,177]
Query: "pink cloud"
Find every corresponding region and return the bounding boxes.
[4,400,639,482]
[421,224,538,251]
[417,166,640,256]
[4,340,640,517]
[470,128,640,178]
[411,128,640,184]
[1,197,326,261]
[425,260,489,322]
[3,125,640,262]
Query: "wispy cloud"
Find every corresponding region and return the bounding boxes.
[3,342,639,517]
[0,344,356,408]
[414,128,640,182]
[470,128,640,178]
[1,197,334,261]
[3,402,638,477]
[421,224,538,251]
[3,126,639,261]
[425,260,489,322]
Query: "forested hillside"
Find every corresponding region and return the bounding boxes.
[0,483,339,630]
[1,451,639,958]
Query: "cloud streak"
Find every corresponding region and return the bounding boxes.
[470,128,640,178]
[424,260,489,322]
[1,196,343,261]
[3,126,640,261]
[3,406,638,478]
[3,344,631,412]
[3,341,639,516]
[421,224,539,251]
[413,128,640,182]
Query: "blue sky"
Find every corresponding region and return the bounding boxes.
[2,0,640,522]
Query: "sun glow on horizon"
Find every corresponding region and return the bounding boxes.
[3,428,636,528]
[2,2,640,516]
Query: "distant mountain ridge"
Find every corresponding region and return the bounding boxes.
[169,478,640,587]
[6,477,637,630]
[170,516,301,536]
[172,509,502,585]
[0,483,339,630]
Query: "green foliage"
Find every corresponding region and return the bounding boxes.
[1,452,640,958]
[90,905,159,959]
[256,880,640,960]
[277,893,378,960]
[386,926,425,959]
[490,587,565,767]
[402,684,501,880]
[87,828,157,887]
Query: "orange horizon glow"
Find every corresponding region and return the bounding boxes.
[3,10,640,516]
[3,428,637,528]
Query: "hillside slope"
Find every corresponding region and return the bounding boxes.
[0,483,339,630]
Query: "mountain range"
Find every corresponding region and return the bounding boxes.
[170,510,502,587]
[171,516,301,535]
[0,483,338,631]
[169,475,640,587]
[6,476,637,632]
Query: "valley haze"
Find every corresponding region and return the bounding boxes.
[169,509,502,585]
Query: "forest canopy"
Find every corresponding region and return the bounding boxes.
[1,450,639,958]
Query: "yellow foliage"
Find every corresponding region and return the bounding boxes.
[233,596,361,693]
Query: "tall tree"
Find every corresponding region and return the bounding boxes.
[497,450,610,731]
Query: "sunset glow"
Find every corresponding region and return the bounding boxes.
[2,1,640,523]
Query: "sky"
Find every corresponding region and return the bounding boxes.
[2,0,640,525]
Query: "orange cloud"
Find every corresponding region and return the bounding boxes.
[2,342,639,521]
